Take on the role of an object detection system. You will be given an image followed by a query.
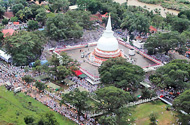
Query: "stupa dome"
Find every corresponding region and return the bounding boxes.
[96,15,119,51]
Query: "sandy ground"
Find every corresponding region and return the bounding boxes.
[114,0,179,17]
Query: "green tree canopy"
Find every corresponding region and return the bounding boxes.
[0,5,5,18]
[35,81,45,91]
[12,3,24,15]
[30,4,41,18]
[46,13,83,40]
[62,88,90,121]
[173,89,190,114]
[27,20,39,31]
[37,112,59,125]
[48,52,79,81]
[65,10,92,29]
[121,12,150,34]
[48,0,69,13]
[22,75,34,83]
[24,115,35,124]
[145,31,186,55]
[11,16,18,22]
[95,86,132,124]
[178,10,190,20]
[3,31,46,65]
[171,17,190,33]
[99,57,144,90]
[150,59,190,90]
[2,18,8,25]
[36,8,47,25]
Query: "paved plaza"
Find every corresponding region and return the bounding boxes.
[65,43,156,77]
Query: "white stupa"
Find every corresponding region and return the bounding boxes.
[89,14,123,65]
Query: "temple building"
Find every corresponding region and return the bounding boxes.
[88,14,124,65]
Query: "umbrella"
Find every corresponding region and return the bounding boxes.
[137,95,141,98]
[160,95,164,98]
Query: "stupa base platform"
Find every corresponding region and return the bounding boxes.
[85,50,125,67]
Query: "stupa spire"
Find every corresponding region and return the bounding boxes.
[106,13,112,31]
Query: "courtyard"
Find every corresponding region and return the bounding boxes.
[64,43,156,78]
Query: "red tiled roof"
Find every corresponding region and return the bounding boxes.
[149,26,157,32]
[2,29,15,37]
[13,22,19,25]
[4,12,14,19]
[90,12,109,22]
[102,12,108,18]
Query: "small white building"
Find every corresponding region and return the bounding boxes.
[14,87,21,93]
[0,50,12,63]
[132,40,144,49]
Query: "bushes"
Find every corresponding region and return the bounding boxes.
[139,0,163,4]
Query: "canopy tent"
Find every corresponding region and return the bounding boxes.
[63,78,76,86]
[78,74,87,78]
[0,50,12,63]
[73,70,83,76]
[140,82,151,88]
[6,81,11,86]
[86,78,101,85]
[46,82,60,90]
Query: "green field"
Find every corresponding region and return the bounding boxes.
[0,86,75,125]
[131,100,177,125]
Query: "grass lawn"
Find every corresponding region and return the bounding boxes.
[0,86,75,125]
[131,100,177,125]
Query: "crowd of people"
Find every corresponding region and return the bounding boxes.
[0,62,99,125]
[66,76,100,93]
[45,26,105,50]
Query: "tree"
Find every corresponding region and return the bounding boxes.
[2,18,8,25]
[171,17,190,33]
[95,86,132,124]
[178,10,190,20]
[22,75,34,83]
[16,10,25,21]
[35,81,45,91]
[48,52,79,81]
[99,115,117,125]
[36,8,47,25]
[121,13,150,34]
[37,112,59,125]
[11,17,18,22]
[99,57,144,90]
[150,59,190,90]
[152,14,163,28]
[27,20,39,31]
[24,116,35,124]
[12,3,24,15]
[3,31,46,65]
[46,13,83,40]
[145,31,186,55]
[141,88,156,99]
[48,0,69,13]
[65,10,92,29]
[173,89,190,114]
[30,4,41,18]
[0,5,5,18]
[24,7,33,20]
[68,0,77,5]
[77,0,92,10]
[62,88,90,122]
[149,112,158,125]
